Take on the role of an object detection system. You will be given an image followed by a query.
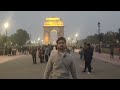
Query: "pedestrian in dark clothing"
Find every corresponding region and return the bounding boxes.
[110,45,114,59]
[38,47,44,63]
[79,46,84,61]
[82,43,93,74]
[48,45,52,57]
[83,43,87,61]
[45,46,49,62]
[31,46,37,64]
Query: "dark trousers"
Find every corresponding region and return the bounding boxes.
[45,55,48,62]
[84,59,92,72]
[40,55,44,63]
[32,55,36,64]
[110,52,114,58]
[49,53,51,57]
[80,54,83,60]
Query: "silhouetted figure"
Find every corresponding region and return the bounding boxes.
[38,47,44,63]
[110,45,114,59]
[82,43,93,74]
[45,46,49,62]
[79,46,84,61]
[31,46,37,64]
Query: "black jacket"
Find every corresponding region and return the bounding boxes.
[86,47,93,60]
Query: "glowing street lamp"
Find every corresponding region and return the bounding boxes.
[75,33,78,48]
[38,38,40,45]
[38,38,40,41]
[67,37,70,46]
[4,23,8,29]
[42,40,44,45]
[4,22,9,55]
[75,33,78,38]
[68,37,70,40]
[31,41,33,44]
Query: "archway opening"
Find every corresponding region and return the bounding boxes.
[50,30,57,45]
[43,16,64,45]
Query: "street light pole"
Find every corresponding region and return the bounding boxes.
[4,23,8,55]
[6,28,7,55]
[98,22,101,53]
[75,33,78,49]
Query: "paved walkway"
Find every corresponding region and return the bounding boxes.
[1,49,120,65]
[0,54,26,64]
[74,49,120,66]
[0,51,120,79]
[93,52,120,65]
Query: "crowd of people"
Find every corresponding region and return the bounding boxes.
[31,45,53,64]
[31,37,94,78]
[3,36,120,79]
[7,37,120,79]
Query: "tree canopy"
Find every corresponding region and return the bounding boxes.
[82,28,120,45]
[9,29,30,46]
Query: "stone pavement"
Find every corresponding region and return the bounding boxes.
[72,51,120,79]
[0,50,120,79]
[74,49,120,66]
[93,52,120,65]
[0,54,46,79]
[0,55,25,64]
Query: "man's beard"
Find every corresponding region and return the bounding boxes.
[58,46,65,51]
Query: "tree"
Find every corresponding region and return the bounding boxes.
[10,29,30,46]
[117,28,120,42]
[0,34,3,47]
[0,34,6,47]
[81,29,120,46]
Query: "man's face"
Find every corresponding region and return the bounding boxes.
[57,40,66,50]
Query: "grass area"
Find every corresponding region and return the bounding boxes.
[101,48,119,55]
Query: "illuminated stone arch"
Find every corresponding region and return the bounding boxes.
[43,16,64,45]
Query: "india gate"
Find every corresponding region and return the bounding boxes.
[43,16,64,45]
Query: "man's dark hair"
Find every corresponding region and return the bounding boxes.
[56,37,66,44]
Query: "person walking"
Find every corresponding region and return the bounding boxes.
[31,46,37,64]
[43,37,77,79]
[44,46,49,62]
[82,43,93,74]
[110,45,114,59]
[38,47,44,63]
[79,46,84,61]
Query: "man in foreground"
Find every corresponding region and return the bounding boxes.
[43,37,77,79]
